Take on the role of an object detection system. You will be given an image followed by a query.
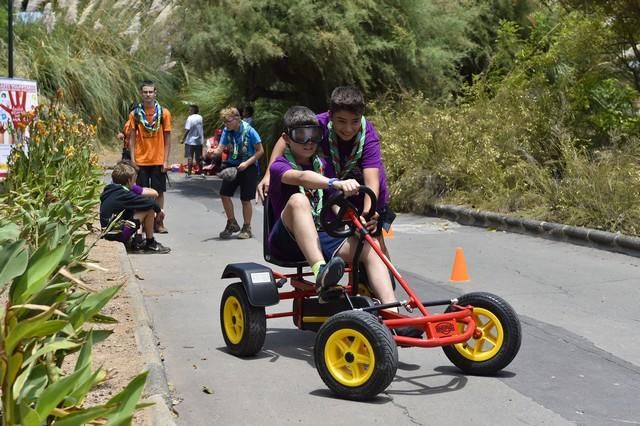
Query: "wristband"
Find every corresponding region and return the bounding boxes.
[327,178,338,189]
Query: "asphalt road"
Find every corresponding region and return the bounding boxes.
[128,173,640,426]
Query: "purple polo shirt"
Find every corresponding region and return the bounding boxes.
[316,112,389,210]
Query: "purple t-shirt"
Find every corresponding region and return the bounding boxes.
[131,184,143,195]
[316,112,389,210]
[268,155,332,223]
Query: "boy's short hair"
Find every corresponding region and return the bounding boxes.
[112,163,137,185]
[190,104,199,114]
[329,86,365,116]
[117,159,139,173]
[220,106,240,122]
[139,80,155,90]
[242,105,254,117]
[283,106,319,129]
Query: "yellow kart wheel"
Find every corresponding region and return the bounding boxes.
[220,283,266,357]
[315,311,398,400]
[443,292,521,375]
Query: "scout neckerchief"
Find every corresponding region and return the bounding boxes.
[328,116,367,179]
[134,101,162,132]
[284,147,324,224]
[229,121,249,161]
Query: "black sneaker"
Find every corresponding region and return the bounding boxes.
[316,257,345,303]
[143,239,171,254]
[126,234,145,253]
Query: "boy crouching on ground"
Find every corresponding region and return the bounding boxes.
[100,162,170,254]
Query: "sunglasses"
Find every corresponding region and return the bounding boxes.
[287,125,323,144]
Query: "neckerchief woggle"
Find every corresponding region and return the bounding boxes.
[284,147,324,224]
[328,116,367,179]
[134,101,162,132]
[230,121,249,161]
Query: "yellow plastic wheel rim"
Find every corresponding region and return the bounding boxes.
[454,307,504,362]
[356,283,373,297]
[223,295,244,345]
[324,328,375,387]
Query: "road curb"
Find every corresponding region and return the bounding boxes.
[424,204,640,257]
[117,244,176,425]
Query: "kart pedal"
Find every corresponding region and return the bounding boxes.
[318,286,344,304]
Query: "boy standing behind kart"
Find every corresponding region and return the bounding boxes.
[181,104,205,178]
[268,106,402,306]
[100,162,171,254]
[211,107,264,239]
[258,86,394,254]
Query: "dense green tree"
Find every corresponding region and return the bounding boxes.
[557,0,640,92]
[460,0,537,83]
[173,0,482,111]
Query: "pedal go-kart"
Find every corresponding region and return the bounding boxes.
[219,186,522,400]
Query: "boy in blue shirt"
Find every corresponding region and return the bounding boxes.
[212,107,264,239]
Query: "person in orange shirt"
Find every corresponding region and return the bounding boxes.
[128,80,172,233]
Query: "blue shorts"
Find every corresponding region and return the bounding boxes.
[268,217,346,262]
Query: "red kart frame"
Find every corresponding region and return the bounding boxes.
[220,186,521,400]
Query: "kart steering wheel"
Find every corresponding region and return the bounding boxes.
[320,186,377,238]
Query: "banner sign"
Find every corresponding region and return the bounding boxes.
[0,78,39,178]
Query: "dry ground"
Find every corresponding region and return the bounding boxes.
[79,236,151,425]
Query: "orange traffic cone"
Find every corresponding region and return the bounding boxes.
[449,247,470,283]
[382,226,394,239]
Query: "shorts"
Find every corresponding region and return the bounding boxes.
[137,165,167,193]
[184,144,203,160]
[220,165,258,201]
[268,216,346,262]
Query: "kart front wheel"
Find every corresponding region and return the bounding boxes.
[220,282,266,357]
[443,292,521,375]
[314,310,398,400]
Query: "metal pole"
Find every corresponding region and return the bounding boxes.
[8,0,14,78]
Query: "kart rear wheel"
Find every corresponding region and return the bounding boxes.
[315,310,398,400]
[220,282,266,357]
[443,292,521,375]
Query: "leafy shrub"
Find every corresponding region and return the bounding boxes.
[1,97,102,249]
[0,222,148,425]
[0,98,148,424]
[372,90,640,236]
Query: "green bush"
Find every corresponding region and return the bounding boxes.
[0,99,148,424]
[372,90,640,236]
[0,222,148,425]
[1,97,102,249]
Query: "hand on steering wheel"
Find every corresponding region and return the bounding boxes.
[320,185,378,238]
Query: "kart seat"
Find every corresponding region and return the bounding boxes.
[263,197,309,269]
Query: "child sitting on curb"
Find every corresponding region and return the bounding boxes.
[100,162,170,254]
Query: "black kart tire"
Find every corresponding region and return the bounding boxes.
[315,310,398,400]
[443,292,521,375]
[220,282,266,357]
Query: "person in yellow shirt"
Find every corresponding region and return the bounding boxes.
[127,80,172,233]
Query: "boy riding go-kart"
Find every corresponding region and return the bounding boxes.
[219,107,521,400]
